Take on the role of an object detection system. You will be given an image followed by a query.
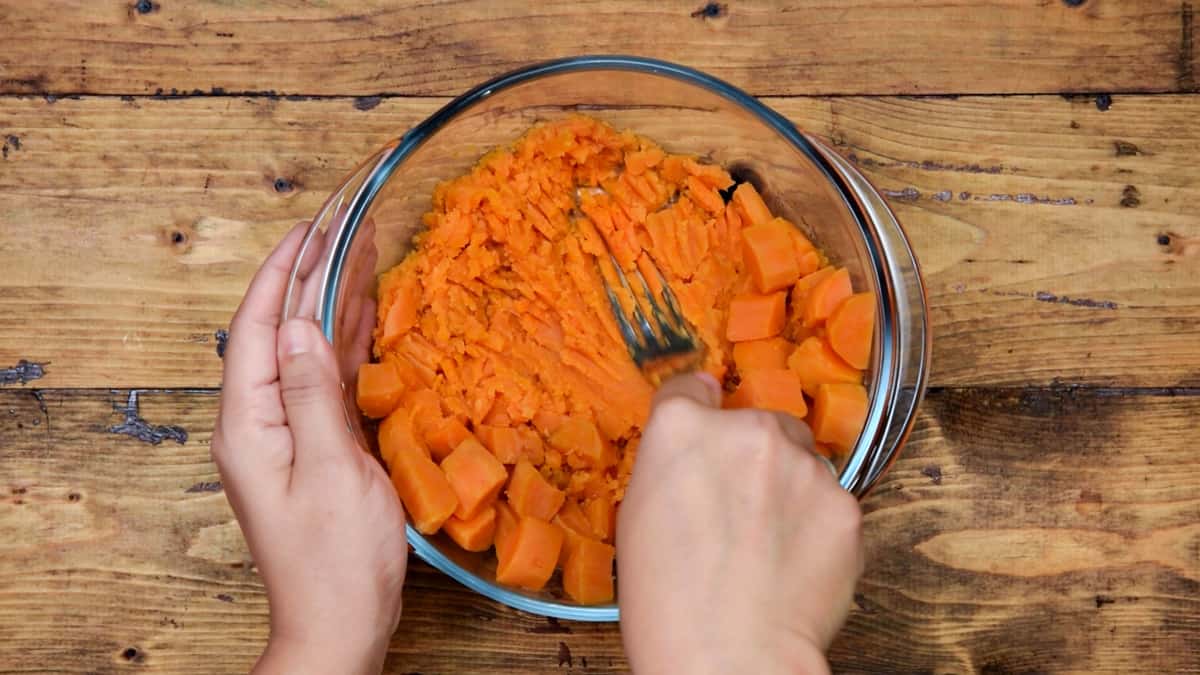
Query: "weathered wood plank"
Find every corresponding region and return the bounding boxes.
[1,94,1198,388]
[0,0,1192,97]
[1,388,1197,673]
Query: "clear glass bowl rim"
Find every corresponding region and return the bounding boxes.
[300,54,931,622]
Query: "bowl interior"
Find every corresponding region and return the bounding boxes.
[294,58,923,621]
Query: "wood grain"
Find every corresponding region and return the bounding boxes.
[1,94,1198,388]
[1,387,1196,673]
[0,1,1192,97]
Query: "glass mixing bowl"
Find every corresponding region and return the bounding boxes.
[283,56,930,621]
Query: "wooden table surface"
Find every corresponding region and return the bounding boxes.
[2,1,1198,673]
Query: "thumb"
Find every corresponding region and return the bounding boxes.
[277,318,354,468]
[651,371,722,410]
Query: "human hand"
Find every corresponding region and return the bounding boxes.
[617,373,863,675]
[212,223,407,675]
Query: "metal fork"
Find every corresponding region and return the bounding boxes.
[597,251,699,368]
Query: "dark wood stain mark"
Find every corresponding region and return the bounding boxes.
[2,134,21,160]
[215,31,234,38]
[690,2,728,19]
[214,593,234,603]
[215,329,229,359]
[1,360,47,386]
[846,153,1011,175]
[882,187,920,201]
[1033,291,1118,310]
[1181,2,1196,91]
[1095,93,1113,111]
[976,192,1077,206]
[528,616,572,634]
[354,95,382,111]
[921,465,943,484]
[1120,184,1141,208]
[1069,120,1080,129]
[1095,594,1116,607]
[557,641,573,668]
[1113,140,1146,156]
[185,481,222,493]
[0,74,48,92]
[30,390,49,433]
[120,646,144,663]
[108,391,188,445]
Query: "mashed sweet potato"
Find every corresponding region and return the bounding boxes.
[357,115,873,603]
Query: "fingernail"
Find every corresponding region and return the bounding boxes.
[278,318,318,357]
[694,372,721,403]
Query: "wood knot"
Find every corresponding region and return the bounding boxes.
[121,646,144,662]
[691,2,728,19]
[1120,185,1141,208]
[161,225,194,253]
[273,177,295,193]
[1062,0,1086,6]
[134,0,157,14]
[1095,93,1113,111]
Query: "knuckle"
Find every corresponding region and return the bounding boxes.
[652,396,704,423]
[279,376,328,407]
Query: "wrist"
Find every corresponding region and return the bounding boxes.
[254,632,389,675]
[626,631,829,675]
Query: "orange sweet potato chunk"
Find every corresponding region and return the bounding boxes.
[583,496,617,543]
[425,417,475,461]
[726,291,787,342]
[731,182,772,227]
[379,407,426,465]
[787,336,863,397]
[389,443,458,535]
[802,267,853,327]
[507,459,566,521]
[441,437,509,520]
[443,505,497,552]
[563,538,616,605]
[724,369,808,420]
[732,337,795,373]
[549,417,616,469]
[476,424,524,464]
[495,515,564,591]
[811,383,869,451]
[554,499,598,567]
[356,361,405,419]
[494,499,520,562]
[827,292,875,369]
[742,219,805,293]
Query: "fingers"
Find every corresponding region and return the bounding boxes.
[277,318,357,477]
[651,371,721,410]
[223,222,310,412]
